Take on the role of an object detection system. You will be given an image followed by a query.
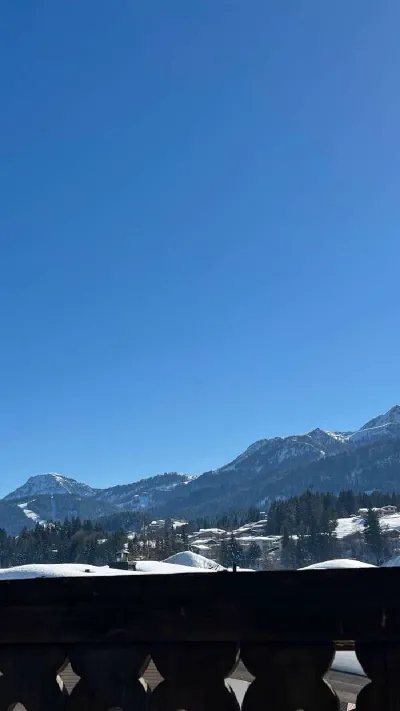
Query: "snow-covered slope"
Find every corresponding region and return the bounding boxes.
[17,502,46,525]
[360,405,400,431]
[96,473,195,509]
[164,551,225,570]
[3,472,195,521]
[336,512,400,539]
[159,405,400,516]
[349,422,400,445]
[5,473,95,500]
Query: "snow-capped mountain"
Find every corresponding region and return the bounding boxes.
[3,405,400,528]
[4,473,96,500]
[156,405,400,516]
[0,472,196,532]
[347,406,400,445]
[360,405,400,431]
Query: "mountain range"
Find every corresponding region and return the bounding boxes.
[2,405,400,533]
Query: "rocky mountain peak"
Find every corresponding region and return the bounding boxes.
[360,405,400,431]
[4,473,95,501]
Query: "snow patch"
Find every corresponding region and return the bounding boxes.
[17,502,46,526]
[349,422,400,445]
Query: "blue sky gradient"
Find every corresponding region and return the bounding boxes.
[0,1,399,495]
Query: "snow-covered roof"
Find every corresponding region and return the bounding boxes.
[164,550,225,570]
[196,528,226,534]
[235,536,280,543]
[299,559,376,570]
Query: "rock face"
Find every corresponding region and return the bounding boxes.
[3,405,400,528]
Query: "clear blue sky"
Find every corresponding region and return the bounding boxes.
[0,1,399,496]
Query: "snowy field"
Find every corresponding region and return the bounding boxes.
[336,512,400,539]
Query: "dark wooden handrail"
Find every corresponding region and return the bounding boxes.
[0,569,398,642]
[0,570,398,709]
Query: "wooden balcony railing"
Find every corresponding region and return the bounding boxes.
[0,568,399,710]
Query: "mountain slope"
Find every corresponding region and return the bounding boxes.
[0,473,196,532]
[360,405,400,431]
[3,405,400,526]
[5,473,95,500]
[97,472,195,509]
[0,501,38,535]
[158,405,400,516]
[14,494,118,522]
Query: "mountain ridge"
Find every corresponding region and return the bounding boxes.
[2,405,400,528]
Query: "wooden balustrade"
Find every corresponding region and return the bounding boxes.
[0,568,399,709]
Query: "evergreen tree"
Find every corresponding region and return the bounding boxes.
[280,537,298,569]
[246,541,261,569]
[364,509,386,564]
[219,538,229,567]
[226,534,243,568]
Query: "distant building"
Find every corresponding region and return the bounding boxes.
[190,528,227,539]
[358,505,397,518]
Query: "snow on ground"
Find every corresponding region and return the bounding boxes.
[300,559,376,570]
[0,563,142,579]
[348,423,400,444]
[136,560,216,574]
[336,512,400,539]
[381,512,400,531]
[164,551,225,570]
[17,502,46,525]
[0,560,226,579]
[336,516,363,539]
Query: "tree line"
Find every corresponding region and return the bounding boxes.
[1,490,399,570]
[266,490,398,567]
